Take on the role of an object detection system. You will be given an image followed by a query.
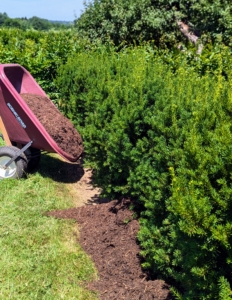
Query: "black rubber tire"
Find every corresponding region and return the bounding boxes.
[24,147,41,172]
[0,146,28,179]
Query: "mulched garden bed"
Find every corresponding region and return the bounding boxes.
[20,93,83,160]
[48,199,173,300]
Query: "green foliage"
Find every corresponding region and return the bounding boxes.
[56,46,232,298]
[75,0,232,46]
[28,16,52,31]
[0,28,82,99]
[0,12,72,31]
[0,28,113,103]
[0,12,8,26]
[4,18,22,29]
[218,277,232,300]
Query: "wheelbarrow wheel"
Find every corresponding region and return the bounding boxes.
[0,146,28,179]
[24,147,41,172]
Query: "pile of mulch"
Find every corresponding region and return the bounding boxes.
[48,199,172,300]
[20,93,83,160]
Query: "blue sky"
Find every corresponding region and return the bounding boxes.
[1,0,86,21]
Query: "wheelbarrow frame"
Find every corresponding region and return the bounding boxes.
[0,63,78,161]
[0,63,81,179]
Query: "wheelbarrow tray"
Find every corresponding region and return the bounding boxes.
[0,64,77,162]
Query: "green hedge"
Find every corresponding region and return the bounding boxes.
[56,46,232,299]
[0,28,97,100]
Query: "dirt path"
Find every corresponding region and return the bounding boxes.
[67,168,104,206]
[47,161,172,300]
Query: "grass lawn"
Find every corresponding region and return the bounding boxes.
[0,139,98,299]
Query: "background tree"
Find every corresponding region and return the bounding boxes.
[4,18,22,29]
[0,12,71,31]
[0,12,9,26]
[28,16,51,31]
[75,0,232,48]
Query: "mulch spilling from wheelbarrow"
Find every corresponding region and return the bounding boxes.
[20,93,83,160]
[48,199,172,300]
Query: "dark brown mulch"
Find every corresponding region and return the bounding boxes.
[48,199,172,300]
[20,93,83,160]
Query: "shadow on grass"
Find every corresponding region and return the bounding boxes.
[36,153,84,183]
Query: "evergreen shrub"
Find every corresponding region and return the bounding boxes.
[56,47,232,299]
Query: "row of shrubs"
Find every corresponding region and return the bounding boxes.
[56,46,232,299]
[0,28,104,100]
[0,28,79,99]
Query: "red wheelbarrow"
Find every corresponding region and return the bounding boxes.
[0,63,82,179]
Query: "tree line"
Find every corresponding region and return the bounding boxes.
[0,12,72,31]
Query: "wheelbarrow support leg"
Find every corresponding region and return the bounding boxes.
[4,140,33,169]
[0,116,12,146]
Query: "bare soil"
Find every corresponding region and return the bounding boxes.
[20,93,83,160]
